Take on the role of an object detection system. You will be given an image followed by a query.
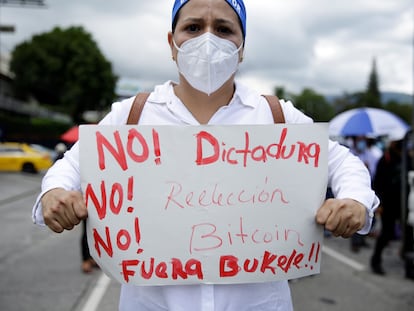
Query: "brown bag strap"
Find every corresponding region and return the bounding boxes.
[127,93,285,124]
[262,95,285,123]
[126,92,150,124]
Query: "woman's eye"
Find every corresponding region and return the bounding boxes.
[217,26,232,35]
[186,24,200,32]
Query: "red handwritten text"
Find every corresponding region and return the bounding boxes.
[189,217,304,254]
[85,176,135,220]
[164,177,288,210]
[92,216,142,258]
[121,257,204,283]
[96,128,161,171]
[196,127,320,167]
[220,249,305,277]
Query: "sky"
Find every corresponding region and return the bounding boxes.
[0,0,413,97]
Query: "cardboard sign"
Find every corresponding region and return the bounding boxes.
[80,124,328,286]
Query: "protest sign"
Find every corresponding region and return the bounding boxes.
[80,124,328,285]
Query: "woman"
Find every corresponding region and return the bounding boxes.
[33,1,379,310]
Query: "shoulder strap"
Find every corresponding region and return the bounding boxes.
[126,92,150,124]
[262,95,285,123]
[126,93,285,124]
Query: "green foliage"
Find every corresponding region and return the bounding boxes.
[333,91,365,112]
[0,110,70,147]
[274,86,286,99]
[10,26,118,123]
[291,88,334,122]
[384,101,412,125]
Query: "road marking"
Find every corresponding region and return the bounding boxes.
[322,245,366,271]
[81,273,111,311]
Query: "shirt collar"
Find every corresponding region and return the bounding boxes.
[149,80,258,109]
[146,80,176,104]
[233,81,259,108]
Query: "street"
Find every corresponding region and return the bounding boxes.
[0,172,413,311]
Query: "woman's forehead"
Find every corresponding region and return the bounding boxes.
[178,0,239,23]
[172,0,246,37]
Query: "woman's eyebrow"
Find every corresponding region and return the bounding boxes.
[215,18,236,26]
[180,17,204,24]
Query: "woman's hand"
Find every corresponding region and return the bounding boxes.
[315,198,366,238]
[41,188,87,233]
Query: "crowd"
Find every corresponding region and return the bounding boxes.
[341,134,414,279]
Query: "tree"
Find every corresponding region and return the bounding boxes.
[363,58,381,108]
[333,91,367,112]
[384,100,412,125]
[274,86,286,99]
[10,26,117,123]
[292,88,334,121]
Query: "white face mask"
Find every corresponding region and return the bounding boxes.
[173,32,243,95]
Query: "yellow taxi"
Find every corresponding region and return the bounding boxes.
[0,142,53,173]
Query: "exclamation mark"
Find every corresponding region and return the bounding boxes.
[314,242,320,263]
[307,242,321,270]
[152,129,161,165]
[135,217,141,244]
[127,176,134,213]
[308,243,315,262]
[135,217,143,254]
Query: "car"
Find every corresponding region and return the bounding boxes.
[30,143,58,161]
[0,142,53,173]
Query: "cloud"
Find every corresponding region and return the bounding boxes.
[1,0,412,96]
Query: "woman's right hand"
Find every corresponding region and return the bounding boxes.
[41,188,87,233]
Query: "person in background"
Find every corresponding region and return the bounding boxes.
[370,138,411,276]
[349,136,379,252]
[366,137,383,178]
[366,137,384,237]
[80,219,98,273]
[350,136,380,179]
[32,1,379,310]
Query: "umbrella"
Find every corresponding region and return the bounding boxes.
[329,107,410,139]
[60,126,79,144]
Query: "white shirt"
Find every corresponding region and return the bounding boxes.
[32,81,379,311]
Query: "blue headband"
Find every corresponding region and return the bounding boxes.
[172,0,246,38]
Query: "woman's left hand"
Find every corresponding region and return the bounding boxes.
[315,198,366,238]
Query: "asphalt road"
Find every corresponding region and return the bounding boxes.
[0,172,413,311]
